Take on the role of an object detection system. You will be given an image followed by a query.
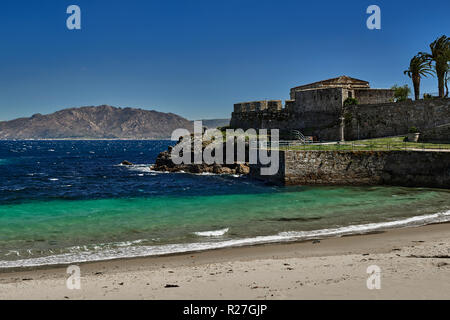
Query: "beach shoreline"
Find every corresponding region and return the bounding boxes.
[1,222,449,299]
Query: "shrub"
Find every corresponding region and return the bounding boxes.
[343,97,358,106]
[391,84,411,102]
[408,126,419,133]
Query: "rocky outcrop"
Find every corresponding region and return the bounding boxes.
[151,140,250,175]
[120,160,133,166]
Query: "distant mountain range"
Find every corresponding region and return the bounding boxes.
[0,105,196,140]
[0,105,231,140]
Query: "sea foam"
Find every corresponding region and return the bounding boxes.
[194,228,229,237]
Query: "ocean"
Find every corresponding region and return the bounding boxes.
[0,140,449,268]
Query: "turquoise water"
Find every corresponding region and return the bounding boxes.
[0,141,450,268]
[1,186,450,268]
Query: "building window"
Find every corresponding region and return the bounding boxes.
[348,91,353,98]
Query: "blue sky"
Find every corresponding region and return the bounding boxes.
[0,0,448,121]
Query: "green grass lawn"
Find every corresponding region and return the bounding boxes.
[280,136,450,151]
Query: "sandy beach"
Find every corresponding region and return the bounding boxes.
[0,223,449,300]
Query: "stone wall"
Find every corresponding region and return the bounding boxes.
[353,88,395,105]
[344,98,450,140]
[234,100,282,113]
[293,87,343,113]
[229,109,339,138]
[251,150,450,189]
[419,124,450,143]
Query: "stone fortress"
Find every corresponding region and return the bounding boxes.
[230,76,450,141]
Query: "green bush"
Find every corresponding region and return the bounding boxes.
[408,126,419,133]
[343,97,358,106]
[391,84,411,102]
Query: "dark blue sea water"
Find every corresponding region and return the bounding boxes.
[1,140,450,268]
[0,140,271,203]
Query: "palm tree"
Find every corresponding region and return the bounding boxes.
[403,54,434,100]
[420,35,449,98]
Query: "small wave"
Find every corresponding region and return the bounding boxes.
[194,172,243,178]
[5,250,20,257]
[48,178,59,181]
[122,164,153,173]
[112,239,148,247]
[1,210,449,269]
[194,228,229,237]
[12,187,26,191]
[65,239,148,252]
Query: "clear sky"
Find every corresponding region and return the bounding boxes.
[0,0,448,121]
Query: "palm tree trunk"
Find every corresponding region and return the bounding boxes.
[437,67,445,98]
[445,72,449,98]
[413,75,420,100]
[438,76,445,98]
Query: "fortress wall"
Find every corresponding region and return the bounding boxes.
[234,100,282,113]
[353,88,395,105]
[230,110,339,138]
[231,98,450,142]
[251,150,450,189]
[293,87,343,113]
[344,98,450,140]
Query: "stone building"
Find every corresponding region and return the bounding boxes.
[230,76,401,140]
[232,76,394,120]
[288,76,394,110]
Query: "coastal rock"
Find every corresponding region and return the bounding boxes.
[151,139,250,175]
[235,163,250,175]
[121,160,133,166]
